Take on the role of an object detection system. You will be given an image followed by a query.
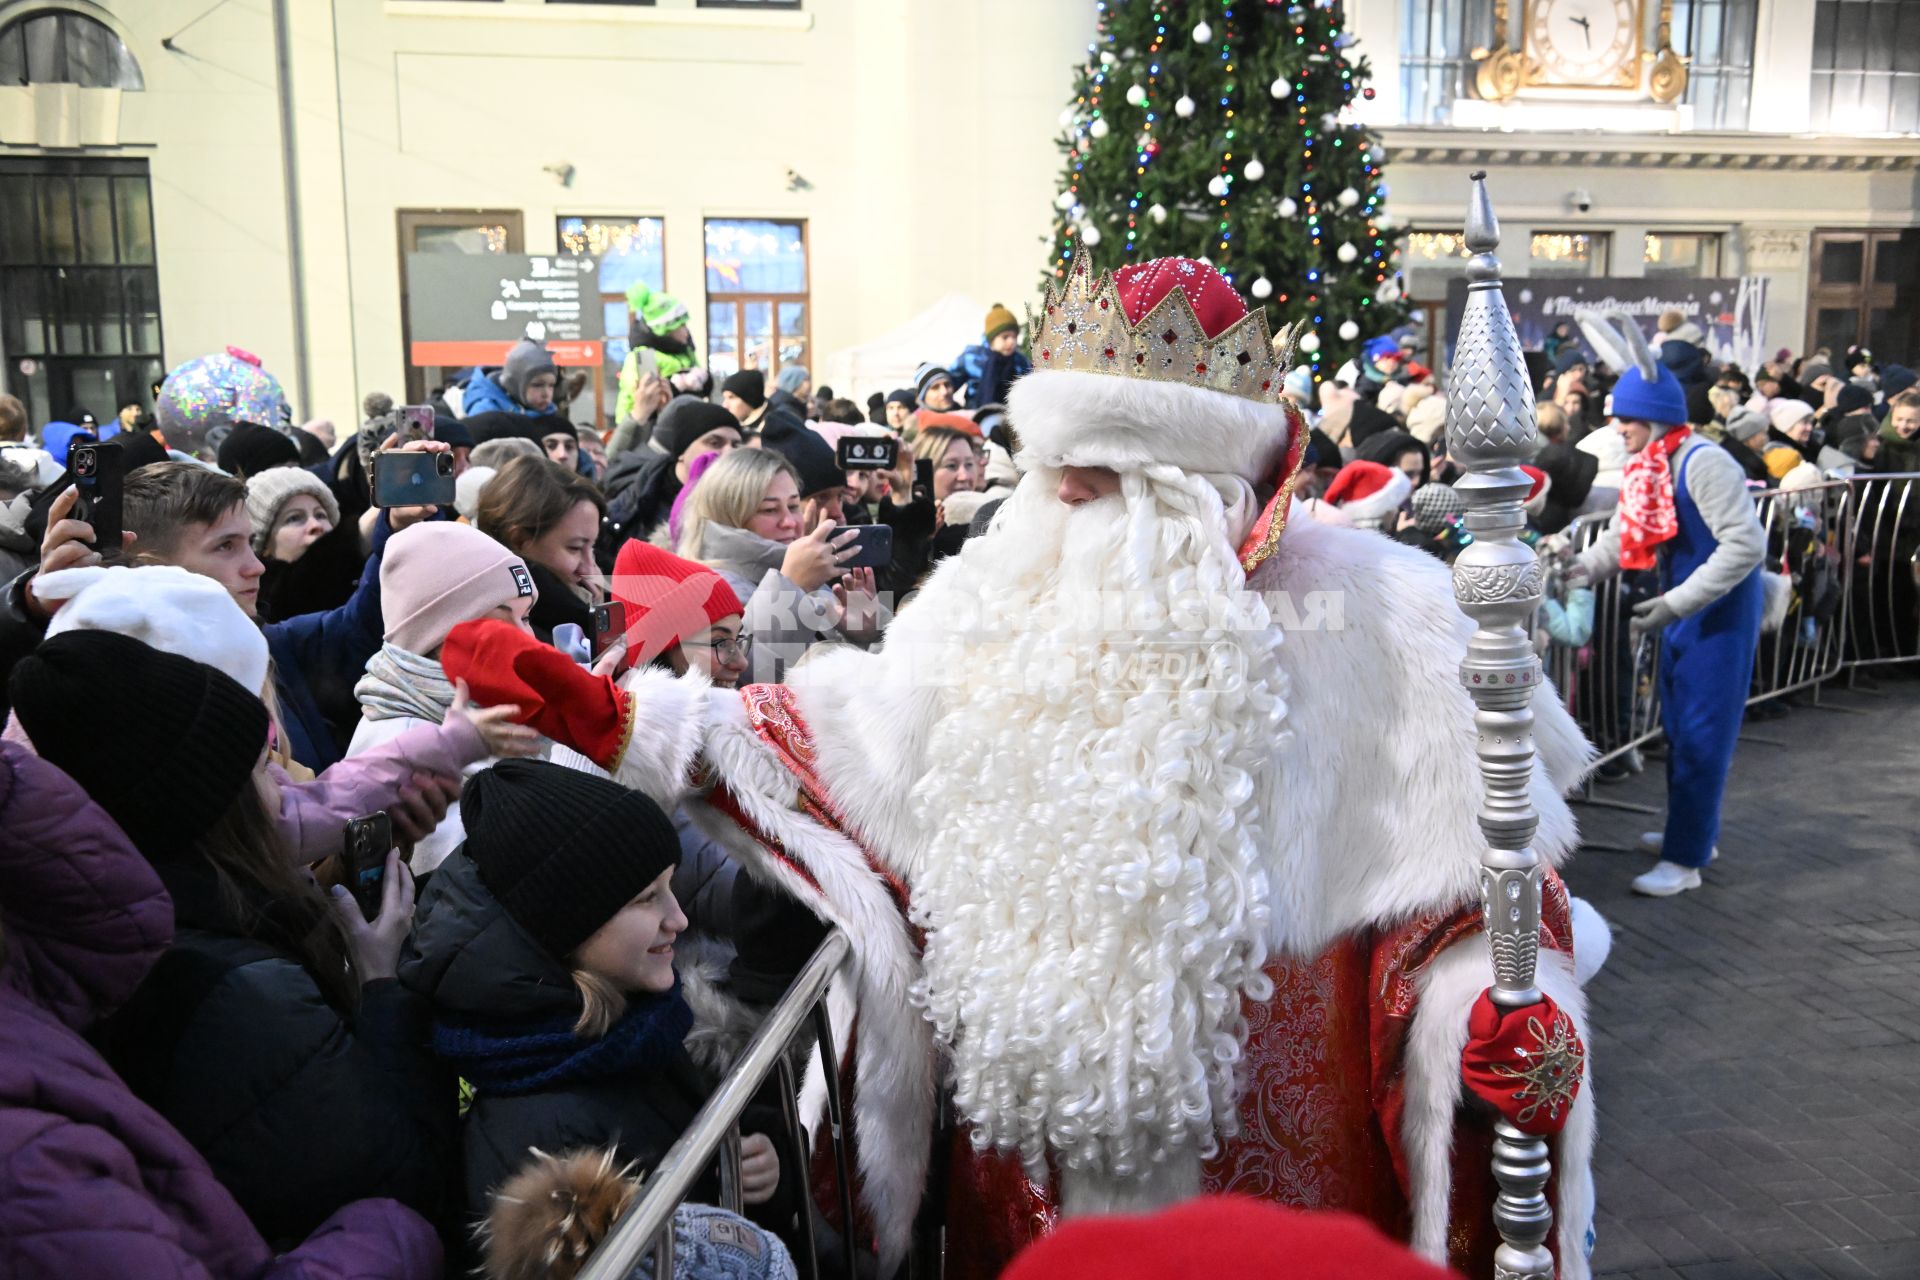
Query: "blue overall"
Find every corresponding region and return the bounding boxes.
[1655,446,1765,868]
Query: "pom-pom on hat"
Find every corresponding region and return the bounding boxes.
[461,759,681,961]
[1323,459,1413,522]
[610,539,744,665]
[11,630,269,860]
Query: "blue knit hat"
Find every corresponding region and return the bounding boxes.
[1609,364,1688,427]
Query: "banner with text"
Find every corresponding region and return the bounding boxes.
[1445,276,1770,374]
[405,253,602,368]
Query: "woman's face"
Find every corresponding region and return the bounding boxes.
[676,614,749,688]
[932,438,980,501]
[522,500,601,593]
[746,471,803,544]
[1395,448,1425,485]
[572,867,686,996]
[477,595,535,636]
[268,494,334,563]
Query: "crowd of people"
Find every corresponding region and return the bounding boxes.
[0,273,1911,1280]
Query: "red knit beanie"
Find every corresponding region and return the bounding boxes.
[1002,1197,1456,1280]
[610,539,744,665]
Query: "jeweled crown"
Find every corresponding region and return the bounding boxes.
[1027,249,1298,405]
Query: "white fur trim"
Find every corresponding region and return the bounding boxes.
[1569,897,1613,985]
[1402,938,1594,1280]
[608,665,712,805]
[679,689,935,1275]
[1246,514,1592,958]
[1008,368,1294,485]
[1332,467,1412,522]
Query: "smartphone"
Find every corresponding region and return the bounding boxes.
[343,813,394,922]
[371,450,456,508]
[395,405,435,444]
[70,440,124,553]
[836,435,899,472]
[588,599,627,653]
[840,523,892,570]
[912,457,935,504]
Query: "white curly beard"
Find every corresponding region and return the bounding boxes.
[906,467,1288,1184]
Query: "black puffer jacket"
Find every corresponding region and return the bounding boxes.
[602,447,680,550]
[98,861,456,1248]
[399,852,794,1221]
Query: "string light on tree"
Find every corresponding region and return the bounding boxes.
[1042,0,1404,368]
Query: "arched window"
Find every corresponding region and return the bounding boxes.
[0,10,144,90]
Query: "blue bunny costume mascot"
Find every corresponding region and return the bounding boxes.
[1576,313,1766,896]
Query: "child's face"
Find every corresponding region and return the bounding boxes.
[572,868,686,996]
[991,330,1019,356]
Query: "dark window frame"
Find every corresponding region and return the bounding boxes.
[701,218,810,381]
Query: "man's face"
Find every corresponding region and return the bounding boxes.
[118,404,141,428]
[153,503,267,617]
[886,401,913,429]
[1614,417,1655,455]
[1892,405,1920,441]
[922,378,955,412]
[522,372,558,413]
[721,392,752,425]
[802,488,845,533]
[1056,464,1122,507]
[990,330,1019,356]
[543,431,579,469]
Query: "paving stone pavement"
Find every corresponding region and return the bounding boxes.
[1562,675,1920,1280]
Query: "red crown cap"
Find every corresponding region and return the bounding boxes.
[1112,258,1251,339]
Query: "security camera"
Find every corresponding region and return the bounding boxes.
[1570,188,1593,214]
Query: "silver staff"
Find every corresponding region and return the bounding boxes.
[1446,172,1554,1280]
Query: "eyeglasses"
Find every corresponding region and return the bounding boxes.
[683,634,753,663]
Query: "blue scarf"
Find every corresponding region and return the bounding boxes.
[433,981,693,1097]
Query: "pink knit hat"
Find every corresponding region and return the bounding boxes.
[380,522,537,655]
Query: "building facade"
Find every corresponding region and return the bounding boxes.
[0,0,1915,428]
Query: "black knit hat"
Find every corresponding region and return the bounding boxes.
[216,423,301,480]
[721,370,766,411]
[760,416,843,498]
[657,397,741,461]
[461,759,682,960]
[10,631,269,859]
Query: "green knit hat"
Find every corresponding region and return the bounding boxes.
[626,283,690,335]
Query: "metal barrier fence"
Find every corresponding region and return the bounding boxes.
[1549,471,1919,775]
[577,929,855,1280]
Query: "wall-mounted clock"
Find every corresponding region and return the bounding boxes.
[1524,0,1643,90]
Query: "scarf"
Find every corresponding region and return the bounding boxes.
[432,981,693,1096]
[1617,427,1691,571]
[355,642,455,723]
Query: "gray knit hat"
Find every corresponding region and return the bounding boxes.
[245,466,341,554]
[500,339,558,405]
[1410,482,1465,534]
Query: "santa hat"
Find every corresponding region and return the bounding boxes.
[1010,253,1298,486]
[609,539,744,665]
[35,564,270,697]
[1522,463,1552,517]
[1001,1197,1453,1280]
[1323,459,1412,522]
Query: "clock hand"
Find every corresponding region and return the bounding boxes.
[1573,13,1593,47]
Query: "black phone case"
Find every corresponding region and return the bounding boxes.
[71,442,125,552]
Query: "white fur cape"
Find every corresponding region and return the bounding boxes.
[611,509,1600,1278]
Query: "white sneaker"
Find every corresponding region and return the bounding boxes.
[1632,860,1703,897]
[1638,832,1717,863]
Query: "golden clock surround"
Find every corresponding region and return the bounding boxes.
[1522,0,1645,91]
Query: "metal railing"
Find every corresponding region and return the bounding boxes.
[1546,471,1920,777]
[577,929,856,1280]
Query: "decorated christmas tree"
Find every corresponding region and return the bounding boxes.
[1044,0,1405,382]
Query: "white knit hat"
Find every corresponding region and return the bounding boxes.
[455,465,497,522]
[244,466,340,554]
[35,564,270,697]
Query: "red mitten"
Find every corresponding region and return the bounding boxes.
[1459,990,1585,1136]
[441,620,634,772]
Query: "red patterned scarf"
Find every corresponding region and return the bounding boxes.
[1617,426,1691,570]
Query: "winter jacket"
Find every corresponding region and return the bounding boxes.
[97,856,457,1248]
[0,742,441,1279]
[456,372,571,438]
[276,712,487,865]
[950,342,1031,409]
[264,512,396,771]
[347,709,501,876]
[526,558,591,646]
[257,516,368,625]
[399,852,790,1220]
[0,492,38,585]
[603,446,681,549]
[1879,417,1920,473]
